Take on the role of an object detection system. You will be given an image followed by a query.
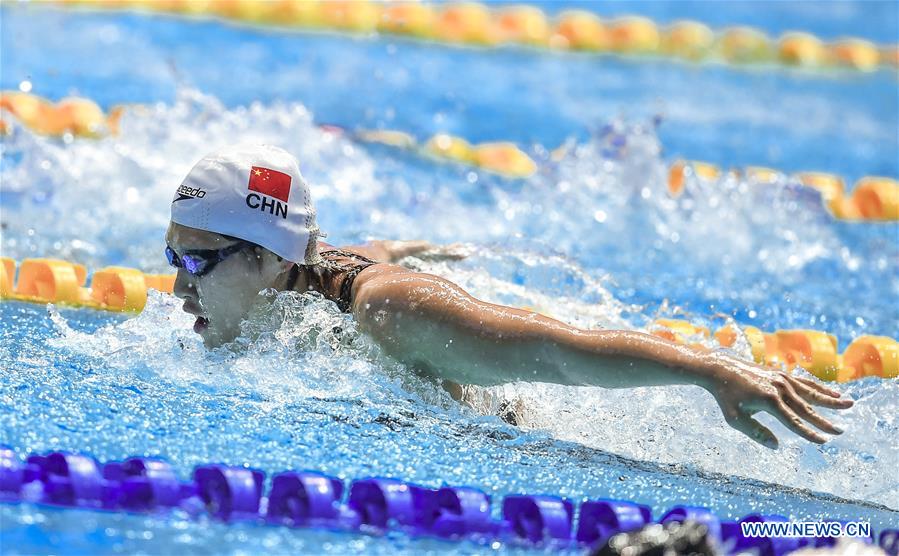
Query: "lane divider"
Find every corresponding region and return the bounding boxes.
[4,92,895,221]
[37,0,899,74]
[1,447,893,553]
[2,256,895,383]
[0,257,174,313]
[668,161,899,222]
[0,94,536,178]
[650,319,897,383]
[0,91,123,138]
[346,128,899,222]
[350,127,538,178]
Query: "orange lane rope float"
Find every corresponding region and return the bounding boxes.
[3,92,896,220]
[667,160,898,222]
[1,257,174,313]
[663,319,897,383]
[0,91,124,138]
[31,0,899,73]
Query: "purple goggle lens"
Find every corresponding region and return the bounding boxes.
[181,254,203,274]
[165,243,247,277]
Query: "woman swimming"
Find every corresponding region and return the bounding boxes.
[166,144,853,450]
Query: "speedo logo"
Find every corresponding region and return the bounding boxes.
[173,184,206,203]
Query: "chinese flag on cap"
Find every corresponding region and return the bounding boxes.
[248,166,292,203]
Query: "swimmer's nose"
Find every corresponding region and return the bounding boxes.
[172,268,198,301]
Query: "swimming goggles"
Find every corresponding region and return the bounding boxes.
[165,241,249,277]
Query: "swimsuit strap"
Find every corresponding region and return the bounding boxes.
[335,264,372,312]
[317,248,380,312]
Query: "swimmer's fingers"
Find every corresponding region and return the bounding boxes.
[710,359,841,446]
[783,374,853,408]
[418,242,470,261]
[787,374,849,401]
[438,242,471,259]
[713,392,778,449]
[776,379,843,435]
[764,394,829,444]
[757,360,842,399]
[723,407,779,449]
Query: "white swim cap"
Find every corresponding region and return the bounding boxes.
[171,144,323,264]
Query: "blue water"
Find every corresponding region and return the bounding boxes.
[1,2,898,554]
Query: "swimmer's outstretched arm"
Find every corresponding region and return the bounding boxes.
[353,269,853,449]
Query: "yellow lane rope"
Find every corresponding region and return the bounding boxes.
[28,0,899,74]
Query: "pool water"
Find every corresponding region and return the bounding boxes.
[1,3,897,554]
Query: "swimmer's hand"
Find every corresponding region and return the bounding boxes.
[378,240,471,262]
[702,351,853,449]
[346,240,470,264]
[415,242,471,262]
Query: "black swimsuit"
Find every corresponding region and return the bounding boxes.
[321,249,380,312]
[290,248,378,313]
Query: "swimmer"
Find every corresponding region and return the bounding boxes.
[166,144,853,449]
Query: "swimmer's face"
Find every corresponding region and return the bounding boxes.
[165,222,291,347]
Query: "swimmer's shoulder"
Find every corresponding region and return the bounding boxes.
[350,263,461,317]
[346,260,423,314]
